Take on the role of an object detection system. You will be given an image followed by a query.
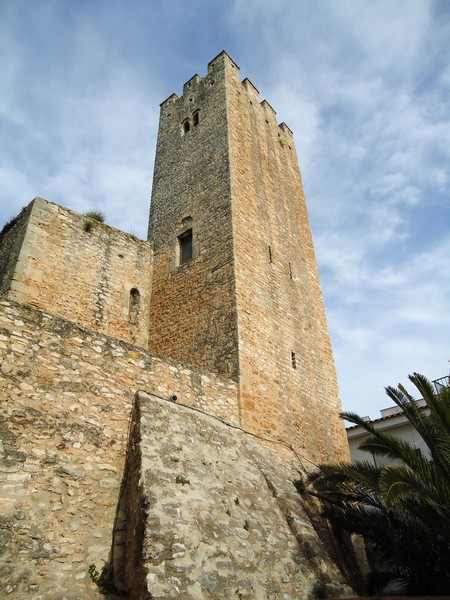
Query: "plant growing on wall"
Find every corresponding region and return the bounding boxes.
[0,207,26,236]
[83,210,105,233]
[84,210,105,223]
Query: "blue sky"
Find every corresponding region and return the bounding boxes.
[1,0,449,419]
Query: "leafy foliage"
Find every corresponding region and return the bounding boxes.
[308,373,450,595]
[83,219,94,232]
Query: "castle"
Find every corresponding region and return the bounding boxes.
[0,53,351,598]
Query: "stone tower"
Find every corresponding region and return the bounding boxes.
[148,52,347,464]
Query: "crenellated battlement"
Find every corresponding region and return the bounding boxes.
[182,73,202,95]
[260,99,277,118]
[159,91,179,108]
[160,50,239,110]
[207,49,240,73]
[279,121,294,136]
[242,76,259,96]
[159,52,294,134]
[239,78,296,137]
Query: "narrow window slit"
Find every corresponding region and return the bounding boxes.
[129,288,140,322]
[268,245,273,263]
[291,351,297,369]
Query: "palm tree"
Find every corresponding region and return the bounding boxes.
[308,373,450,595]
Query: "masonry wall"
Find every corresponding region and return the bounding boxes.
[148,52,348,465]
[5,197,152,347]
[0,299,238,599]
[115,392,351,599]
[0,204,32,296]
[148,53,239,380]
[222,62,349,465]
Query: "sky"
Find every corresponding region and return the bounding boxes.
[1,0,449,420]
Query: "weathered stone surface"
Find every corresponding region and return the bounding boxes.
[0,300,237,599]
[148,51,349,466]
[113,392,351,599]
[2,197,152,348]
[0,205,33,297]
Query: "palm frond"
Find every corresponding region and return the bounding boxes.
[307,371,450,595]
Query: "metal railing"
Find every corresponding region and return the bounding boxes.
[433,375,449,394]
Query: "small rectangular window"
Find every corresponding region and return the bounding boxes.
[179,229,193,265]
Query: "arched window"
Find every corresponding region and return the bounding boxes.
[182,119,190,135]
[193,110,199,126]
[129,288,140,322]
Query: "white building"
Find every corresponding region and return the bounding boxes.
[346,375,448,465]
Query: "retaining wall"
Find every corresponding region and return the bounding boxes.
[0,299,238,598]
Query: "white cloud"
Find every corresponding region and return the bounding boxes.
[327,234,450,416]
[0,11,162,237]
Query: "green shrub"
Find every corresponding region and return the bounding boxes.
[84,210,105,223]
[0,207,26,237]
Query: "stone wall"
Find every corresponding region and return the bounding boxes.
[148,52,239,380]
[0,204,32,296]
[0,299,238,598]
[0,298,352,599]
[148,52,349,466]
[114,391,351,599]
[226,55,348,465]
[4,197,152,348]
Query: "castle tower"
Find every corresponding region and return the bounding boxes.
[148,52,348,464]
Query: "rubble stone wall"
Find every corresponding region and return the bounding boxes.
[115,392,350,599]
[225,56,349,465]
[0,299,238,599]
[4,197,152,347]
[0,203,33,296]
[148,53,239,380]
